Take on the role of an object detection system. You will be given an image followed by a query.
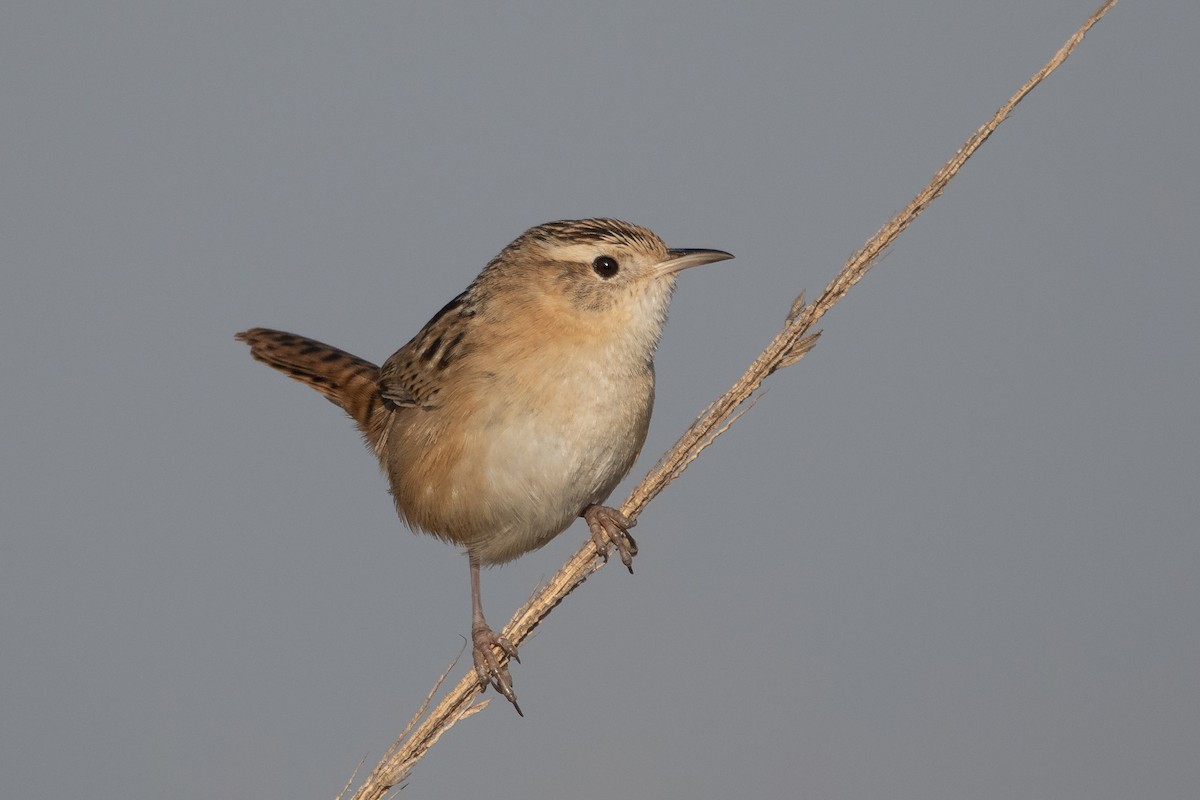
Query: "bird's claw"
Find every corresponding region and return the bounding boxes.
[472,625,522,716]
[584,505,638,573]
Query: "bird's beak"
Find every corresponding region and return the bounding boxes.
[656,248,735,277]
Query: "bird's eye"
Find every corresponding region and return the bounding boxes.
[592,255,620,279]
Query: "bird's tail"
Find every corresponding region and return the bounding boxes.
[235,327,388,449]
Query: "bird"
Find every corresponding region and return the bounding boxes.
[236,218,732,713]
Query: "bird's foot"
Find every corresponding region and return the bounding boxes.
[584,504,638,573]
[472,623,522,716]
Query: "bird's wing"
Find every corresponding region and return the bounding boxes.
[378,291,474,410]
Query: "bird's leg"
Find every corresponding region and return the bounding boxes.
[469,552,521,715]
[583,504,638,573]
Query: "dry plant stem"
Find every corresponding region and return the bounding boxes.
[347,2,1118,796]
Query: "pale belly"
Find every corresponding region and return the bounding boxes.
[385,357,653,565]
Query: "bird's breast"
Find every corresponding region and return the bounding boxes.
[384,333,655,564]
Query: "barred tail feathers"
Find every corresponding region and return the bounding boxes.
[235,327,388,449]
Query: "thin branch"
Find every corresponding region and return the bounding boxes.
[346,1,1119,795]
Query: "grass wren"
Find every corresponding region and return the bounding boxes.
[236,218,732,713]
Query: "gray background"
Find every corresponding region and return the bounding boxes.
[3,2,1197,798]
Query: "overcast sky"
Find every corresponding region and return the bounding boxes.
[3,2,1197,798]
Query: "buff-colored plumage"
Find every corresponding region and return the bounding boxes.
[237,218,732,712]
